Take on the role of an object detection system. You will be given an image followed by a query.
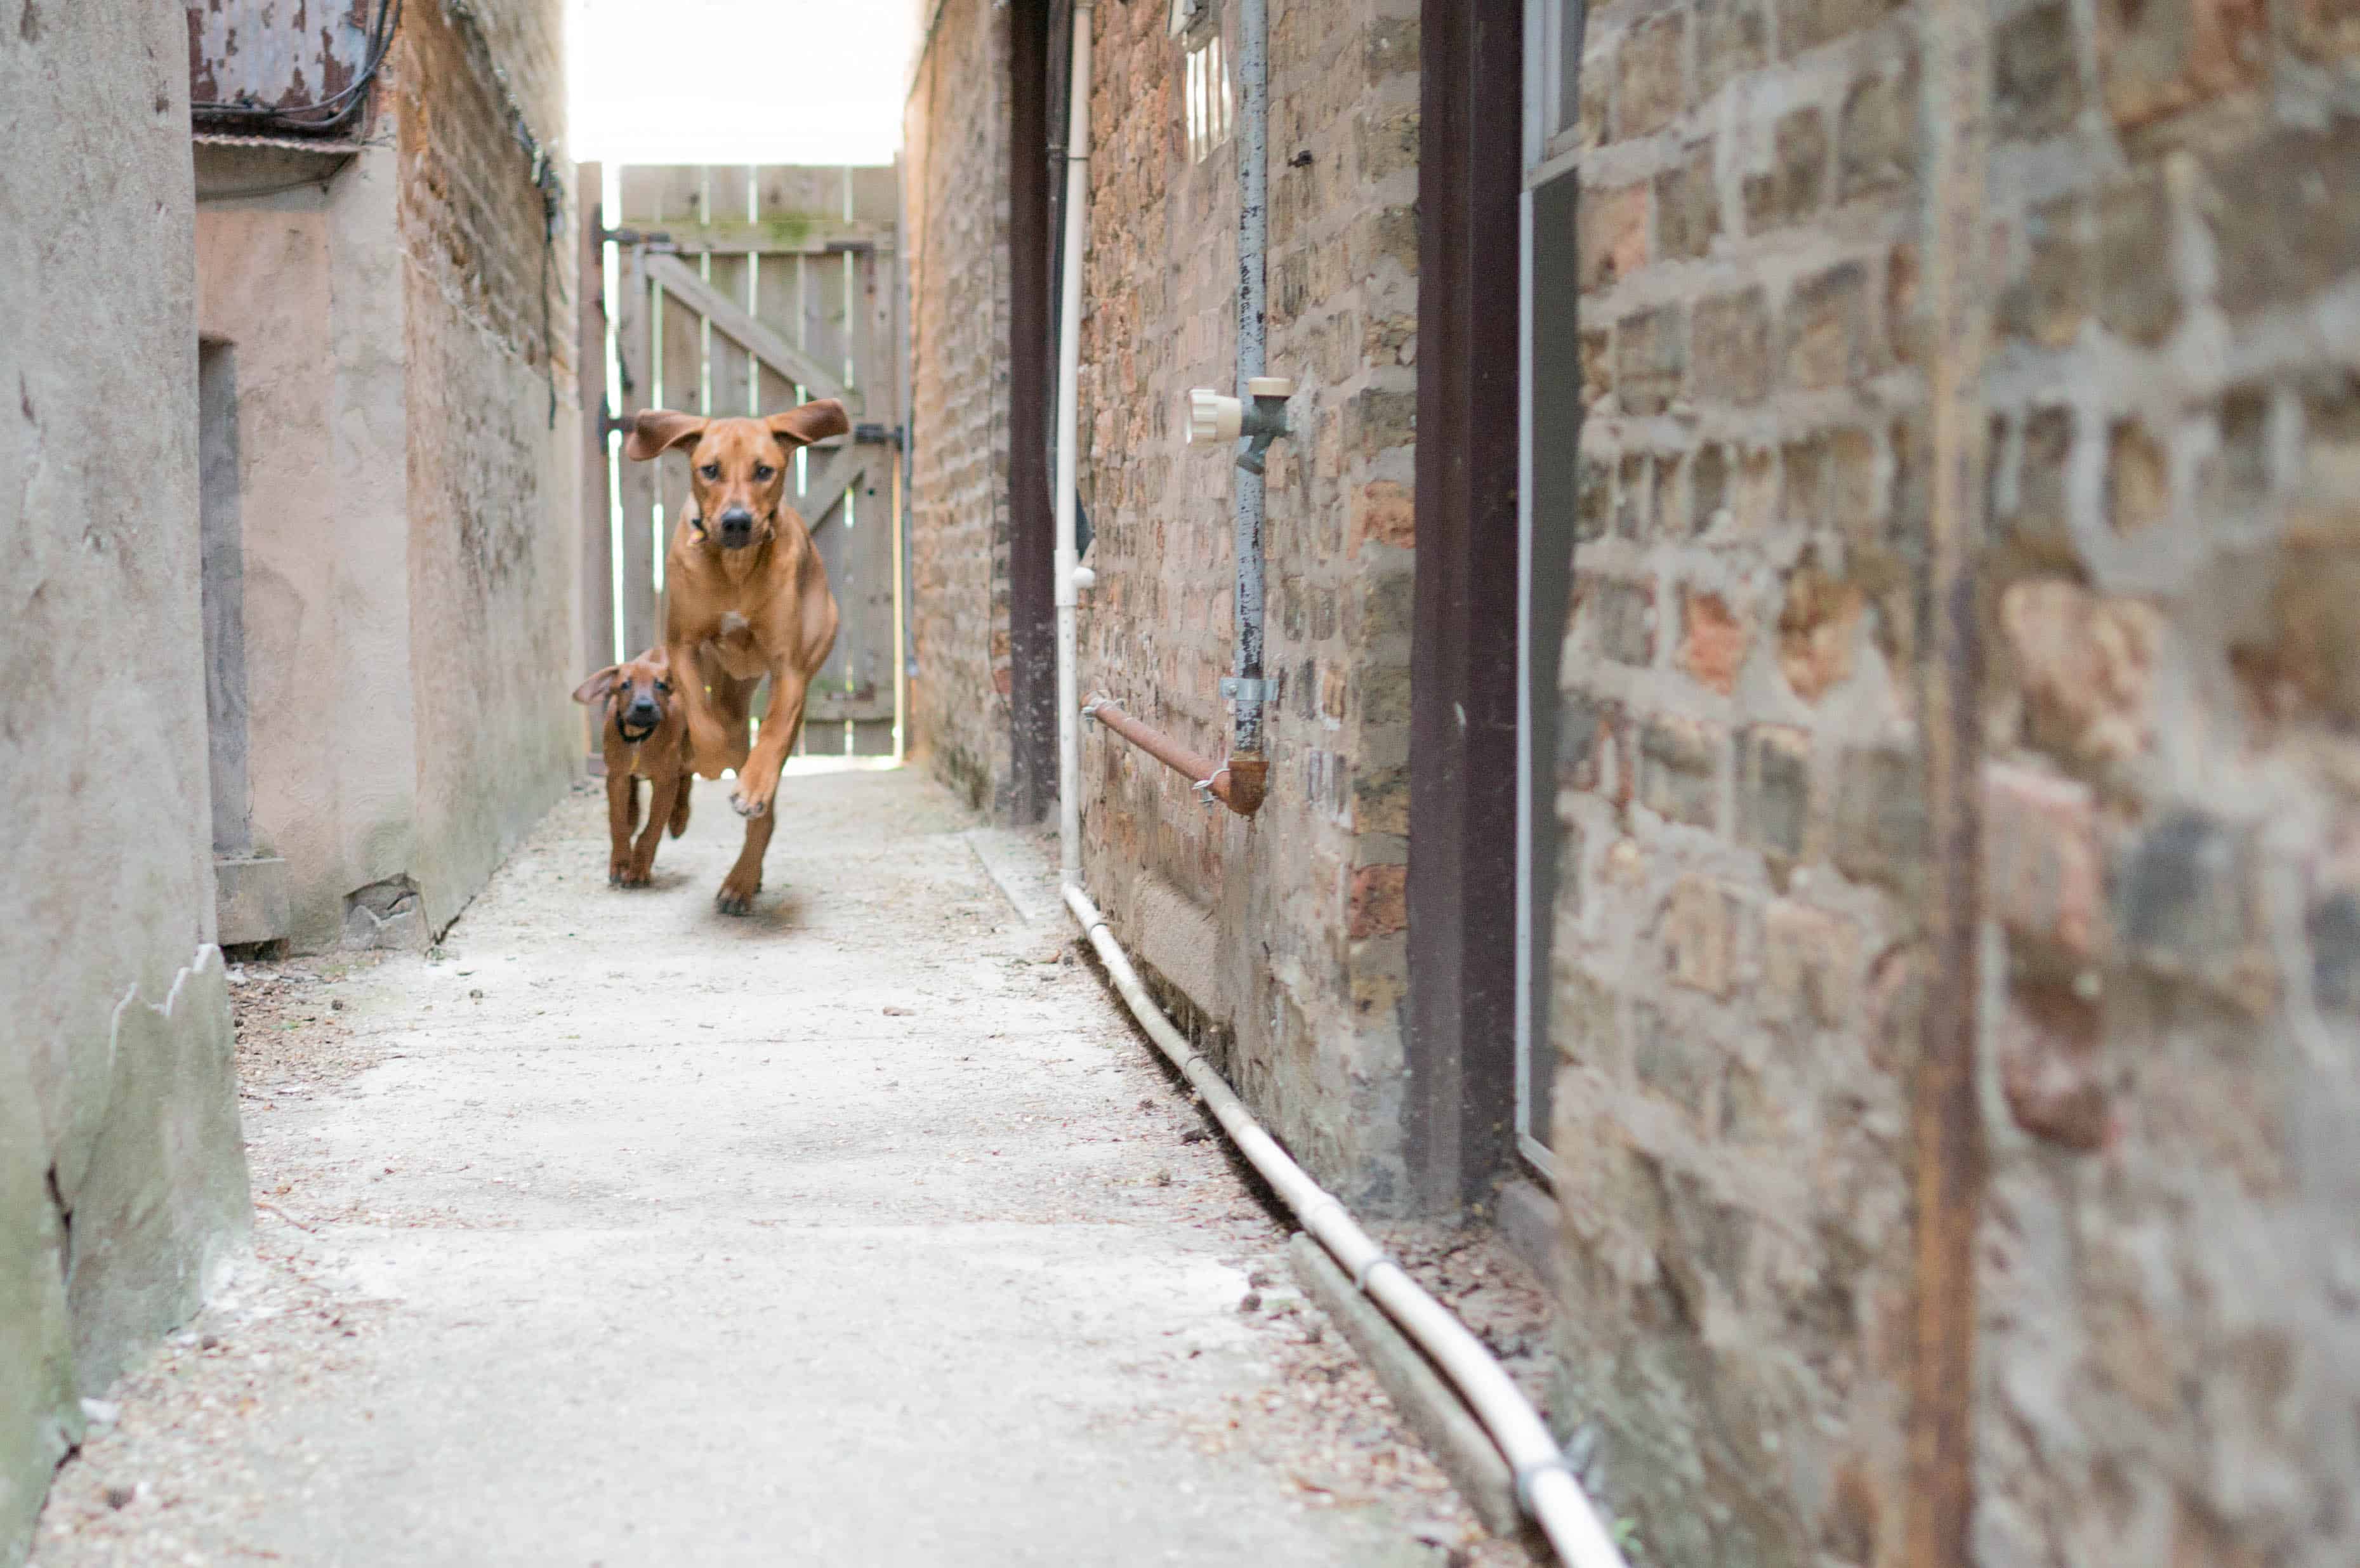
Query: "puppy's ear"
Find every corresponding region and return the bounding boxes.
[572,666,621,704]
[765,398,851,451]
[625,409,707,461]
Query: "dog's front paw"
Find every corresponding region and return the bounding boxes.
[615,865,652,889]
[714,875,759,916]
[609,859,631,886]
[728,789,770,819]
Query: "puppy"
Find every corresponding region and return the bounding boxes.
[572,649,692,887]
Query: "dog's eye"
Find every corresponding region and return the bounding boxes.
[699,463,721,482]
[654,680,671,694]
[753,464,775,482]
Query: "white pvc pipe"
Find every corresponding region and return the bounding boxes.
[1051,2,1093,889]
[1062,881,1630,1568]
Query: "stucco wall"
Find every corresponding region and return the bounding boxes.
[904,0,1018,814]
[1070,0,1423,1209]
[190,0,578,954]
[0,3,251,1559]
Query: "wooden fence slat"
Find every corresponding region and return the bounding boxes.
[645,253,850,406]
[614,246,659,659]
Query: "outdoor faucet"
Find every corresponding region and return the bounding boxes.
[1185,378,1294,475]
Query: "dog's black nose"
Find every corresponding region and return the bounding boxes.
[626,698,659,723]
[718,505,755,534]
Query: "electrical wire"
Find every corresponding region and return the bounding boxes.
[191,0,405,134]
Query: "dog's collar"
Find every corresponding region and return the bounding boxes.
[615,715,659,745]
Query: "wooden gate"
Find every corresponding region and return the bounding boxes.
[581,162,905,759]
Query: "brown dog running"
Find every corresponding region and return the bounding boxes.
[572,649,692,887]
[623,397,850,915]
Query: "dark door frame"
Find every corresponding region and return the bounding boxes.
[1005,0,1059,823]
[1407,0,1526,1213]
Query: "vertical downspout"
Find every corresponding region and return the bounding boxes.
[1227,0,1271,800]
[1053,1,1095,886]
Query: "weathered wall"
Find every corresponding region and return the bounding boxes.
[905,0,1017,814]
[1072,0,1423,1207]
[0,3,251,1560]
[1969,3,2360,1562]
[1551,0,2360,1561]
[392,0,581,940]
[196,146,421,952]
[191,0,578,953]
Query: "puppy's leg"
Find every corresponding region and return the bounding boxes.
[668,756,694,838]
[605,770,638,886]
[728,668,808,820]
[625,770,678,886]
[714,809,776,916]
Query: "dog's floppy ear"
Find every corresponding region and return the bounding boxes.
[624,409,707,461]
[572,666,621,704]
[765,398,851,451]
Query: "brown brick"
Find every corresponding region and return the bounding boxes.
[1762,899,1859,1026]
[1582,180,1652,289]
[1994,1,2085,139]
[1694,288,1770,404]
[2208,119,2360,317]
[1632,1000,1717,1100]
[2107,419,2170,533]
[1697,0,1770,95]
[1784,264,1869,390]
[2097,173,2179,347]
[1616,451,1652,539]
[1640,715,1724,828]
[1651,451,1687,537]
[1349,864,1409,938]
[1578,455,1614,543]
[2283,0,2360,64]
[1887,240,1920,364]
[1690,445,1729,534]
[1986,762,2109,962]
[1680,588,1750,692]
[1662,875,1742,996]
[1786,0,1906,51]
[1590,574,1659,665]
[1998,981,2111,1150]
[1350,478,1414,553]
[1654,140,1720,260]
[1616,305,1687,414]
[1581,328,1612,402]
[1831,746,1926,890]
[1998,578,2161,763]
[1743,109,1827,233]
[1348,386,1418,456]
[2215,386,2272,504]
[2246,542,2360,727]
[1776,563,1862,701]
[1360,106,1421,180]
[1838,69,1914,201]
[2099,0,2266,129]
[2007,406,2076,555]
[1998,195,2089,349]
[1739,725,1812,857]
[1618,13,1689,138]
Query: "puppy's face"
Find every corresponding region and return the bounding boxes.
[572,652,675,739]
[623,399,853,552]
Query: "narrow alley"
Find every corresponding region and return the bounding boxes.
[28,773,1542,1567]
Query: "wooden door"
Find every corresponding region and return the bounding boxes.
[599,162,904,758]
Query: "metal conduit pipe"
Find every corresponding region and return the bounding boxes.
[1230,0,1272,763]
[1063,881,1629,1568]
[1052,0,1095,886]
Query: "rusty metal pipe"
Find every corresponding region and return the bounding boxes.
[1083,698,1267,815]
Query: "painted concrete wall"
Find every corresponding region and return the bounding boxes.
[190,0,579,954]
[0,3,251,1560]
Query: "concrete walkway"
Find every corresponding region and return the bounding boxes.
[34,770,1506,1567]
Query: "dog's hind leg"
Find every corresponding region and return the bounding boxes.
[714,810,775,916]
[668,765,693,838]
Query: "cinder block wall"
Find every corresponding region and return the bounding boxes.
[1552,0,2360,1560]
[1074,0,1423,1207]
[1,3,250,1559]
[393,0,582,941]
[904,0,1018,815]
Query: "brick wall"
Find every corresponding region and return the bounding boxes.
[1971,1,2360,1560]
[1552,0,2360,1559]
[392,0,581,935]
[1072,0,1423,1206]
[905,0,1017,815]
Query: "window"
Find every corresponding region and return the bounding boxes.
[1185,31,1233,165]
